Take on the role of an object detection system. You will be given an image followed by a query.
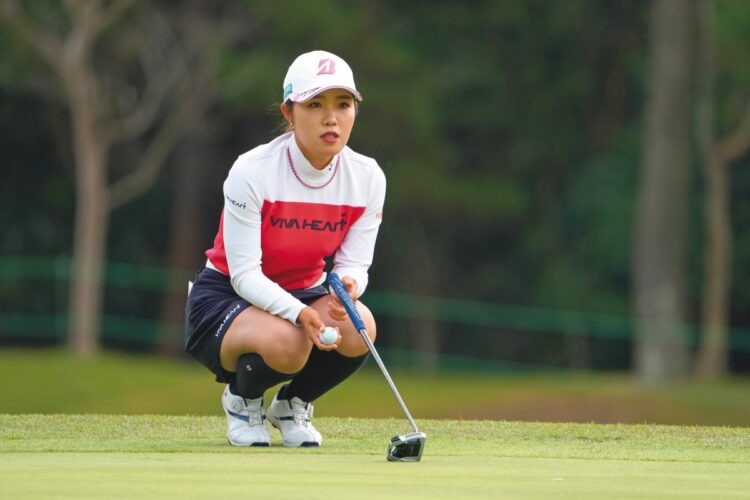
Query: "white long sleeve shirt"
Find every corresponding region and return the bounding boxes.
[205,132,386,324]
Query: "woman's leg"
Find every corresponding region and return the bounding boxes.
[316,296,377,356]
[220,306,312,398]
[280,297,377,402]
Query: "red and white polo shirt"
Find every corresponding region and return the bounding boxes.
[205,132,386,324]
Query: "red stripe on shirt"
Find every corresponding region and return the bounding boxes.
[206,201,365,290]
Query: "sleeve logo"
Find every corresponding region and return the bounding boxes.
[225,194,247,210]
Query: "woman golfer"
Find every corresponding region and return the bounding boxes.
[185,50,385,447]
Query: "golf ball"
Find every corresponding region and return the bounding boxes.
[320,327,338,345]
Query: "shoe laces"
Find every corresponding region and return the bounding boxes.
[242,398,265,427]
[289,398,314,426]
[247,411,263,427]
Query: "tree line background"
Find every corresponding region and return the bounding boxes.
[2,0,750,383]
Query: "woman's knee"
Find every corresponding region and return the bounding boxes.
[358,301,377,344]
[261,333,312,374]
[334,302,376,357]
[221,309,311,374]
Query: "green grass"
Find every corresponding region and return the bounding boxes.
[1,415,749,499]
[3,349,750,425]
[3,349,750,498]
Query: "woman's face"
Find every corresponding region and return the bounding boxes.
[284,88,356,169]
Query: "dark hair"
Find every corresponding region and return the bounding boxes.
[269,100,294,134]
[282,100,295,133]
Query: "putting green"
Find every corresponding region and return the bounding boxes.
[3,452,748,499]
[1,415,748,499]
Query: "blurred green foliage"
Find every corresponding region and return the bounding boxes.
[1,1,750,371]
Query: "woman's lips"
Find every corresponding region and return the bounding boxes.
[320,131,339,144]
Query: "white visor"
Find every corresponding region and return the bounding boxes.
[283,50,363,103]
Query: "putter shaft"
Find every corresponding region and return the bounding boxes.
[327,273,421,436]
[357,327,419,434]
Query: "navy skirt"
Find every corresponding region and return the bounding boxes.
[184,267,329,383]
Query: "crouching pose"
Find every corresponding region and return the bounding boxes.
[185,50,385,447]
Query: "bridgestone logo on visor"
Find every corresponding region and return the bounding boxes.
[317,59,336,75]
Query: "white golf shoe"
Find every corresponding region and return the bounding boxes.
[267,390,322,447]
[221,385,271,447]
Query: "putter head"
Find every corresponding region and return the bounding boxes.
[387,432,426,462]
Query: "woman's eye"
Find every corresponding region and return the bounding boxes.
[307,101,321,108]
[339,102,351,109]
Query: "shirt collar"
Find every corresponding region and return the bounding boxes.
[287,134,339,181]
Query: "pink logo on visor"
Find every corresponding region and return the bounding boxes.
[317,59,336,75]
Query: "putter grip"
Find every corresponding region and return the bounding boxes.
[328,273,366,331]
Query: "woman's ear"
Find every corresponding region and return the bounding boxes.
[280,102,290,121]
[280,101,294,129]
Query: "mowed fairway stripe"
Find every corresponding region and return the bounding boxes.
[1,453,748,499]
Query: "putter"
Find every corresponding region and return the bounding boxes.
[328,273,427,462]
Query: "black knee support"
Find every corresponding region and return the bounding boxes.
[230,353,297,399]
